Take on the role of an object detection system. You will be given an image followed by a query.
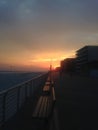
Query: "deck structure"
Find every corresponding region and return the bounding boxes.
[1,72,98,130]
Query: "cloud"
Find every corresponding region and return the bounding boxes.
[0,0,98,70]
[1,0,98,31]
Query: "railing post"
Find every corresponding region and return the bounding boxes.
[29,81,32,97]
[25,83,27,100]
[31,80,34,96]
[29,82,31,97]
[2,92,7,125]
[26,82,30,98]
[17,87,21,111]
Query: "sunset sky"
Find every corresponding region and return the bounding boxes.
[0,0,98,71]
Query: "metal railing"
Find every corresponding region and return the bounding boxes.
[0,72,48,126]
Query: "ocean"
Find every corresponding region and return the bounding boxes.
[0,71,44,92]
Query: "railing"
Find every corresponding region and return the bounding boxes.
[0,72,48,127]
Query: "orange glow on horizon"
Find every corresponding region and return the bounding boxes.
[0,50,75,71]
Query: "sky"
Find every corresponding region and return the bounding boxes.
[0,0,98,71]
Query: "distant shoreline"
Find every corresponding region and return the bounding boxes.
[0,70,47,73]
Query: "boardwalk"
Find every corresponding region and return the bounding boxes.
[2,72,98,130]
[53,73,98,130]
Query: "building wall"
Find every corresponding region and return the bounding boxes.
[60,58,76,74]
[88,46,98,61]
[76,46,98,76]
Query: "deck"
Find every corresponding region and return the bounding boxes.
[2,72,98,130]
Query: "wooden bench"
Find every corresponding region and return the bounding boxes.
[43,84,50,95]
[45,82,50,86]
[32,96,53,119]
[43,84,50,91]
[32,86,56,118]
[32,76,56,126]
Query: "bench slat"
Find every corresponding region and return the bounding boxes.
[32,96,43,117]
[46,97,50,118]
[42,97,48,118]
[46,97,53,118]
[52,87,56,102]
[39,96,47,118]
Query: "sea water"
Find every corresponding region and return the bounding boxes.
[0,71,44,91]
